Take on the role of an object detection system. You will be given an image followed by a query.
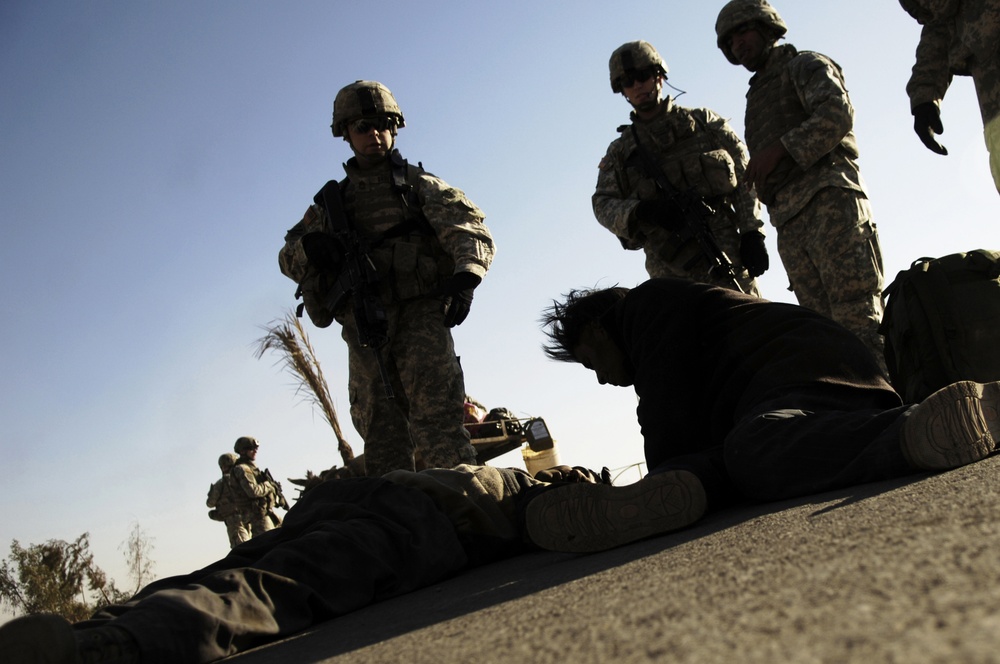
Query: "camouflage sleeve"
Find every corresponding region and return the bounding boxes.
[592,138,644,250]
[231,465,273,500]
[780,52,857,171]
[278,204,328,283]
[905,20,955,109]
[415,172,495,280]
[693,108,764,234]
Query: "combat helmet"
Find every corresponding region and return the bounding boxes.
[715,0,788,65]
[331,80,405,137]
[218,452,239,472]
[609,41,668,93]
[234,436,259,454]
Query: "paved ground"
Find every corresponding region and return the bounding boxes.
[229,456,1000,663]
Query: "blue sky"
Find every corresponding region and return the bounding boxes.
[2,0,997,603]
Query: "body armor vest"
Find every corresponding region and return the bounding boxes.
[341,155,450,302]
[744,45,858,205]
[744,45,812,205]
[624,102,738,201]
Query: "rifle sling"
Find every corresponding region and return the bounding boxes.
[628,124,708,228]
[626,125,743,292]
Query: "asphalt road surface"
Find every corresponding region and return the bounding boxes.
[229,455,1000,663]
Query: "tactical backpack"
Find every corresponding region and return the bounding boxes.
[879,249,1000,403]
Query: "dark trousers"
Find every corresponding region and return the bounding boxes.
[653,388,914,508]
[81,478,468,663]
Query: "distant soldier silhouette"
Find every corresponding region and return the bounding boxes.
[227,437,283,540]
[206,452,248,548]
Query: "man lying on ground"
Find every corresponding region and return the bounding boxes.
[533,277,1000,551]
[2,462,678,664]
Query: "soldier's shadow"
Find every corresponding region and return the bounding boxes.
[226,471,929,662]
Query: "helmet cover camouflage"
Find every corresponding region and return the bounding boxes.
[218,452,239,471]
[234,436,259,454]
[715,0,788,65]
[608,41,669,93]
[331,80,405,137]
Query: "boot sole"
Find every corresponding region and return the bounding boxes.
[901,380,1000,470]
[525,470,707,553]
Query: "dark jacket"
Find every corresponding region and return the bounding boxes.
[606,279,900,470]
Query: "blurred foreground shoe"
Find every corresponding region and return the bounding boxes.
[901,380,1000,470]
[525,470,707,553]
[0,613,140,664]
[1,614,79,664]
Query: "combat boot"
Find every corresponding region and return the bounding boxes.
[0,613,141,664]
[524,469,707,553]
[901,380,1000,470]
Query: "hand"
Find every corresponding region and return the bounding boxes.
[739,230,769,278]
[444,289,474,327]
[635,198,684,231]
[438,272,481,327]
[745,141,790,192]
[913,102,948,155]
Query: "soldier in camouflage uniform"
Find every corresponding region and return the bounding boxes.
[594,41,768,295]
[206,452,248,548]
[715,0,888,374]
[279,81,495,478]
[227,436,281,539]
[898,0,1000,195]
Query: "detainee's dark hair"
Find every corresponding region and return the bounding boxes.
[540,286,630,362]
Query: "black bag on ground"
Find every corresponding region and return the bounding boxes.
[879,249,1000,403]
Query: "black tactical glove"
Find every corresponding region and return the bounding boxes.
[532,465,613,485]
[300,232,344,273]
[739,230,769,278]
[635,198,685,231]
[913,102,948,155]
[439,272,482,328]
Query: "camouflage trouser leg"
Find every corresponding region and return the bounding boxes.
[986,113,1000,196]
[224,518,250,549]
[972,59,1000,195]
[344,298,475,478]
[776,188,888,374]
[247,513,274,539]
[391,298,475,470]
[643,212,761,297]
[343,306,414,477]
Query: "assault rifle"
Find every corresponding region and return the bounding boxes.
[313,180,395,399]
[262,468,289,510]
[628,125,745,293]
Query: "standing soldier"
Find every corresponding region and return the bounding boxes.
[593,40,768,295]
[206,452,248,548]
[715,0,888,373]
[227,436,281,539]
[897,0,1000,195]
[279,80,495,477]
